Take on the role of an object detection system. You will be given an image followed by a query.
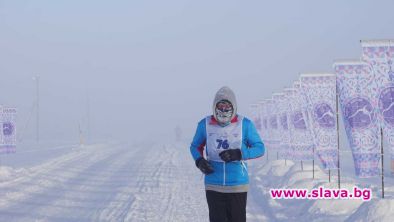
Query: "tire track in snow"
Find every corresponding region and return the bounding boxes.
[32,145,141,221]
[0,142,209,221]
[0,145,109,210]
[0,144,136,221]
[103,143,208,222]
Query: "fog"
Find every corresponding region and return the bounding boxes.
[1,0,394,144]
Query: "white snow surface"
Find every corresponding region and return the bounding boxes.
[0,142,207,222]
[0,141,393,221]
[248,158,394,222]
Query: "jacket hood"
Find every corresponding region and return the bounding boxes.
[212,86,237,121]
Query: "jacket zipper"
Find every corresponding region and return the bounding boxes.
[223,162,226,186]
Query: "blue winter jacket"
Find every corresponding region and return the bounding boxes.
[190,115,265,186]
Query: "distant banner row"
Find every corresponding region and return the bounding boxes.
[250,40,394,178]
[0,107,17,154]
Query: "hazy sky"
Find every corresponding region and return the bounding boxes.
[1,0,394,143]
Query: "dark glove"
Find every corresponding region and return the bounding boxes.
[219,149,242,162]
[195,157,214,175]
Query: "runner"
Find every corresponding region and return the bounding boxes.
[190,86,265,222]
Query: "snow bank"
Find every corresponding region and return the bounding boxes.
[0,166,28,182]
[345,199,394,222]
[250,158,393,221]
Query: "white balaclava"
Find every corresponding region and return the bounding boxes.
[213,86,237,126]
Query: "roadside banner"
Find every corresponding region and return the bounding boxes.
[0,107,17,154]
[287,83,314,161]
[361,40,394,174]
[300,74,339,169]
[334,60,381,177]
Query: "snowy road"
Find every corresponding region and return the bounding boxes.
[3,141,388,221]
[0,142,209,222]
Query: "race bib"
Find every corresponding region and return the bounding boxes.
[205,115,243,162]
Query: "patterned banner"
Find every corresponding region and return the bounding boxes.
[258,100,268,142]
[334,60,381,177]
[249,103,261,132]
[286,83,314,161]
[260,100,273,149]
[283,88,297,160]
[361,40,394,174]
[0,107,17,154]
[266,99,281,151]
[272,93,285,159]
[300,74,339,170]
[274,92,292,160]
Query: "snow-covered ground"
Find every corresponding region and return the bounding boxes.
[247,154,394,222]
[0,141,393,221]
[0,141,207,221]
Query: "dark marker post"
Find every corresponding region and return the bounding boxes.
[381,128,384,199]
[336,90,341,189]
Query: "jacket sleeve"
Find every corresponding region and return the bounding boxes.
[241,118,265,160]
[190,119,206,161]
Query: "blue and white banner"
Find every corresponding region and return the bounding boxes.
[266,98,281,151]
[258,100,268,142]
[334,60,381,177]
[274,92,292,160]
[249,103,261,132]
[283,88,297,160]
[286,83,314,161]
[260,100,273,148]
[0,107,17,154]
[361,40,394,174]
[300,74,339,169]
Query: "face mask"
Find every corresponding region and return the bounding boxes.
[215,101,234,125]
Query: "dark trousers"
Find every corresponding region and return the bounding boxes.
[205,190,247,222]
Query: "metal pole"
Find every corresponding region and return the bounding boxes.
[266,148,269,161]
[336,92,341,189]
[79,123,84,146]
[301,160,303,171]
[381,128,385,198]
[87,92,90,144]
[312,159,315,179]
[312,145,315,179]
[277,151,278,160]
[329,169,331,183]
[35,76,40,143]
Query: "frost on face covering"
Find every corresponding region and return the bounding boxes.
[215,100,234,125]
[212,86,238,126]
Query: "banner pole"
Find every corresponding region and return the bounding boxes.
[313,146,315,179]
[266,148,269,161]
[312,159,315,179]
[336,91,341,189]
[381,128,385,198]
[35,75,40,143]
